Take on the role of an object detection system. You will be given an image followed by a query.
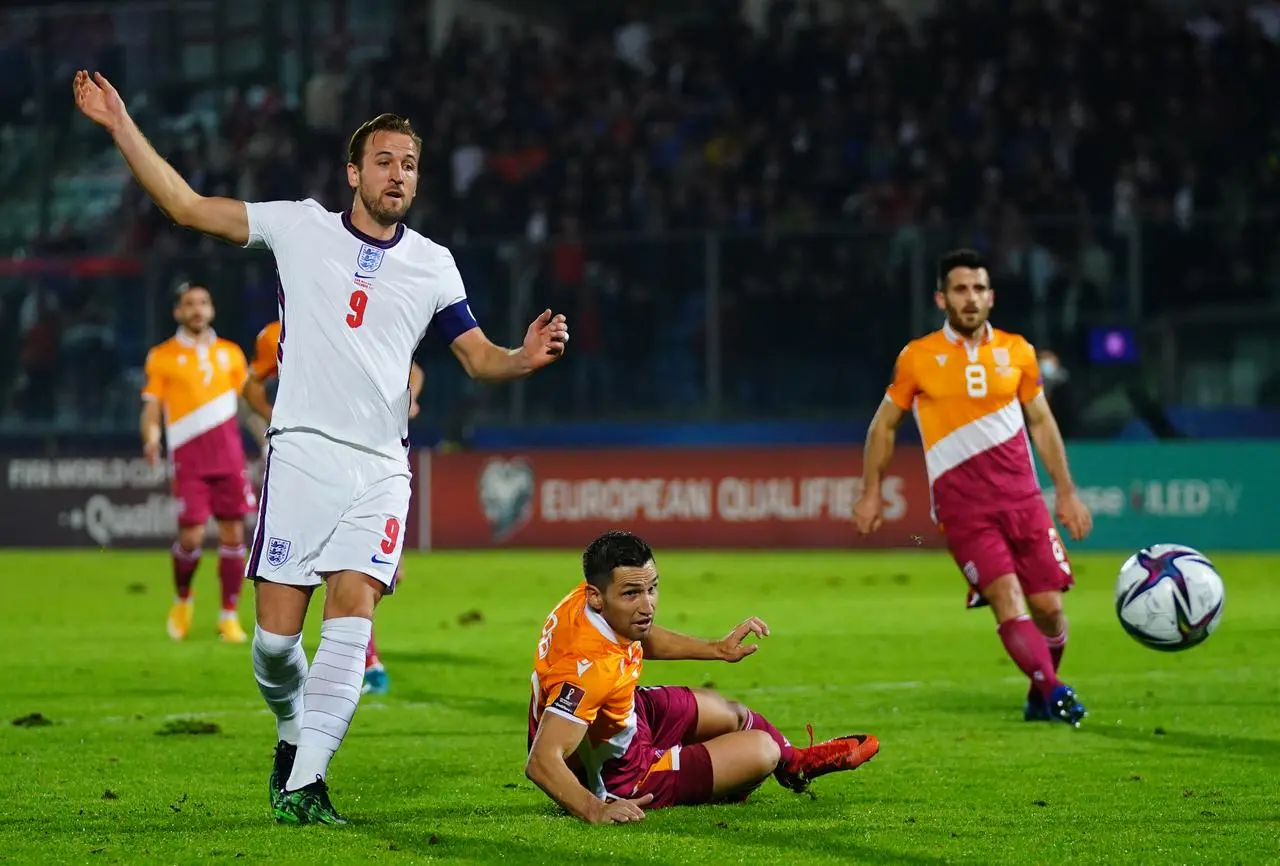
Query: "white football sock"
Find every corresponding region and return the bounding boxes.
[286,616,371,791]
[252,626,308,745]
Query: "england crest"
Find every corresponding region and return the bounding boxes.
[357,244,385,273]
[266,537,292,567]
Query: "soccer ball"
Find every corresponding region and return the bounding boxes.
[1115,544,1225,652]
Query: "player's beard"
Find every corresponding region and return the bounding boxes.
[947,304,988,337]
[358,184,410,227]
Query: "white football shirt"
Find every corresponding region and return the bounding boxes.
[244,199,477,460]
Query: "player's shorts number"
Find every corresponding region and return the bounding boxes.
[346,290,368,329]
[964,364,988,398]
[381,517,400,555]
[1048,527,1071,575]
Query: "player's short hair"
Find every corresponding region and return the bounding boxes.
[937,248,987,290]
[582,530,655,590]
[347,114,422,167]
[172,281,210,304]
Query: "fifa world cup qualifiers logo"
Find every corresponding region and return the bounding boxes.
[477,457,536,542]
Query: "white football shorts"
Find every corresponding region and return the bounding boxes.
[247,430,410,590]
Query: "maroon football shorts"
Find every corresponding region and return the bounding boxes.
[174,471,255,527]
[608,686,714,809]
[941,501,1074,608]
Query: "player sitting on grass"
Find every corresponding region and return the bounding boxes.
[526,530,879,824]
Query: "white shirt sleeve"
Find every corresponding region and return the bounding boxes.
[433,249,469,313]
[431,248,479,343]
[243,200,316,250]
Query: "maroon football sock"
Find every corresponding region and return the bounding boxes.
[172,542,201,600]
[998,616,1060,701]
[1045,623,1067,672]
[745,710,795,766]
[217,544,246,612]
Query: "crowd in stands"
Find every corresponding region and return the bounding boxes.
[5,0,1280,427]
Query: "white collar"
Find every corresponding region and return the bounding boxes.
[942,319,992,347]
[583,602,625,645]
[175,327,216,348]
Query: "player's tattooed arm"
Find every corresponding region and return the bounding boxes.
[641,618,770,663]
[449,310,568,382]
[861,398,906,498]
[73,71,250,245]
[1023,393,1074,493]
[140,399,162,465]
[242,374,273,427]
[408,362,425,419]
[1024,393,1093,541]
[238,391,269,448]
[526,712,652,824]
[854,399,906,536]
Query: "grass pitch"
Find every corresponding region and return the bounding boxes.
[2,549,1277,864]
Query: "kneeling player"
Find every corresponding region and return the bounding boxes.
[526,530,879,824]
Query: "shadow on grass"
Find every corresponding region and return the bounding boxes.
[1080,723,1280,761]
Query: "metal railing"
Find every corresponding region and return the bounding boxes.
[2,210,1278,440]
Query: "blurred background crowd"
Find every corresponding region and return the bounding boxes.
[1,0,1278,446]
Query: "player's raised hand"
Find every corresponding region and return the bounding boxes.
[1055,489,1093,541]
[716,616,770,663]
[73,71,129,133]
[593,793,653,824]
[522,309,569,368]
[852,492,884,536]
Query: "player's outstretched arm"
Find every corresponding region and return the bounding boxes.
[526,713,652,824]
[450,310,568,382]
[641,618,769,663]
[854,399,906,535]
[1023,394,1093,541]
[73,71,249,245]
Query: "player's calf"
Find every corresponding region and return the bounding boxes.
[702,730,781,799]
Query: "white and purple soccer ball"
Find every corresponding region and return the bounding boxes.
[1115,544,1225,652]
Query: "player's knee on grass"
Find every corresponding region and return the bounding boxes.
[322,570,384,619]
[983,573,1029,623]
[690,689,750,739]
[1026,591,1066,635]
[177,524,205,554]
[705,730,781,798]
[216,519,244,547]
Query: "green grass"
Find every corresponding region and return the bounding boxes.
[2,549,1277,864]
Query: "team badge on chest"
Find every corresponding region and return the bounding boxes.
[357,244,385,273]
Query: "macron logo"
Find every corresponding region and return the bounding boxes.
[935,354,948,366]
[576,659,593,677]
